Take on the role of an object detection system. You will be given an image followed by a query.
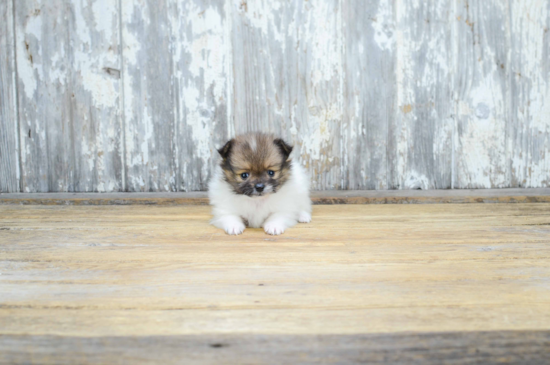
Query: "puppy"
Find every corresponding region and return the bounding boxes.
[208,132,312,235]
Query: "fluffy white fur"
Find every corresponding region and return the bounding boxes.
[208,162,312,235]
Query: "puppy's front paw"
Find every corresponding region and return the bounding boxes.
[298,211,311,223]
[264,221,286,235]
[224,221,245,235]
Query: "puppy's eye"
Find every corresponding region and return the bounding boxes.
[268,170,275,176]
[241,172,249,179]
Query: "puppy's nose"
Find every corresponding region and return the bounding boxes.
[255,183,265,192]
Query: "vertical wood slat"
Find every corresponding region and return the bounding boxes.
[121,0,231,192]
[121,0,175,192]
[15,0,123,192]
[454,0,510,188]
[232,0,344,190]
[16,1,70,192]
[0,0,20,192]
[171,0,232,192]
[509,1,550,188]
[389,0,454,190]
[343,0,394,190]
[70,0,124,192]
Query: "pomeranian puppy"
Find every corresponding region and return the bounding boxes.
[208,132,312,235]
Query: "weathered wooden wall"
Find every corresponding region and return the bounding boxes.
[1,0,549,192]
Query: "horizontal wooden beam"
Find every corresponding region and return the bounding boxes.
[2,331,549,364]
[1,188,550,205]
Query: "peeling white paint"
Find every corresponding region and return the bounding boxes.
[92,0,114,41]
[403,170,430,190]
[121,3,142,66]
[6,0,550,193]
[16,13,42,99]
[242,0,284,44]
[372,1,394,51]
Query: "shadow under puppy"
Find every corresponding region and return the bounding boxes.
[209,133,312,235]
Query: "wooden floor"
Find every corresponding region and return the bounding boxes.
[1,203,550,364]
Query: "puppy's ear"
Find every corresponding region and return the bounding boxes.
[274,138,293,160]
[217,139,234,159]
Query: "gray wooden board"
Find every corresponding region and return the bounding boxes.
[15,0,123,193]
[122,0,231,192]
[1,331,549,365]
[343,0,393,190]
[508,1,550,188]
[0,0,19,192]
[121,0,177,192]
[454,0,510,189]
[171,0,231,192]
[232,0,344,190]
[389,0,454,190]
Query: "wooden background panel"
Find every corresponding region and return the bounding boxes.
[454,0,510,189]
[15,1,72,192]
[0,0,20,193]
[171,0,232,191]
[390,0,454,190]
[342,0,394,190]
[122,0,177,192]
[230,0,283,135]
[14,0,122,192]
[290,0,343,190]
[232,0,344,190]
[1,0,550,192]
[509,1,550,188]
[68,0,123,192]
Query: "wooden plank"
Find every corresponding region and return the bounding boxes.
[121,0,176,192]
[1,204,550,314]
[171,0,232,191]
[1,203,550,364]
[0,0,20,193]
[454,0,510,188]
[509,1,550,188]
[2,188,550,205]
[389,1,454,190]
[69,0,124,192]
[231,0,344,190]
[342,0,394,190]
[122,0,231,192]
[1,331,549,365]
[15,1,71,192]
[14,0,123,192]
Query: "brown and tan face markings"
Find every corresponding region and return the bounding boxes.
[217,133,293,196]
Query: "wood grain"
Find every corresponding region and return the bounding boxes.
[121,0,177,192]
[232,0,344,190]
[0,0,20,193]
[1,203,550,362]
[509,1,550,188]
[15,1,71,192]
[390,0,454,190]
[343,0,393,190]
[122,0,231,192]
[2,1,550,192]
[454,0,510,188]
[2,331,549,365]
[172,0,232,192]
[15,0,123,193]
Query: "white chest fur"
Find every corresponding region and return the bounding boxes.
[208,163,312,235]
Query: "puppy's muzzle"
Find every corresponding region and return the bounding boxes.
[255,183,265,193]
